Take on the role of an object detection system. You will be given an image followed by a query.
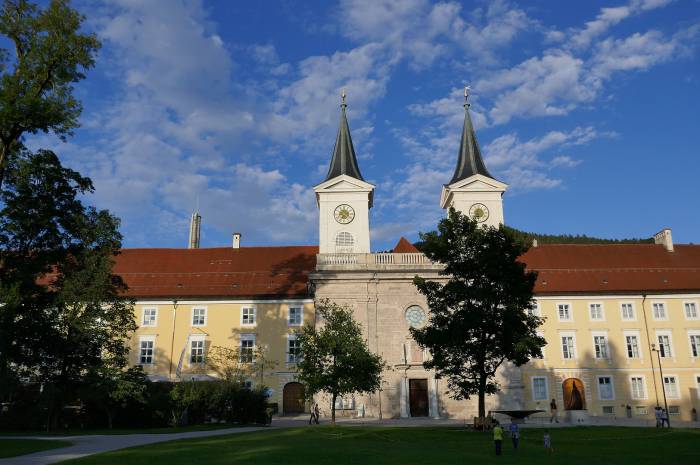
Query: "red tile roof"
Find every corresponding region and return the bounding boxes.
[522,244,700,294]
[114,243,700,298]
[393,237,420,253]
[114,246,318,298]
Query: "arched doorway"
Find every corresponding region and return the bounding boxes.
[283,382,305,414]
[562,378,586,410]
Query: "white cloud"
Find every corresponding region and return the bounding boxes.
[550,155,583,168]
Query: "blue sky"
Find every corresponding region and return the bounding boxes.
[29,0,700,250]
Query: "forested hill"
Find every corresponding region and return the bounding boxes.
[412,226,653,251]
[502,226,654,245]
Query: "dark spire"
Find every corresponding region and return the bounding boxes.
[448,87,494,185]
[324,90,365,182]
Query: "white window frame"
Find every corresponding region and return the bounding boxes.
[241,307,257,326]
[655,330,674,358]
[651,301,667,321]
[620,302,636,321]
[560,331,577,360]
[623,330,642,359]
[239,334,256,363]
[662,374,680,399]
[596,375,615,401]
[557,302,573,322]
[629,375,647,400]
[589,302,605,321]
[189,335,206,365]
[138,336,155,365]
[688,331,700,358]
[192,307,207,327]
[683,301,699,320]
[592,332,610,359]
[287,334,299,363]
[531,376,549,401]
[288,306,303,326]
[141,307,158,327]
[695,374,700,399]
[534,330,545,359]
[527,301,541,317]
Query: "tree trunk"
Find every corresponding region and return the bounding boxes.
[107,410,114,429]
[478,376,487,420]
[331,393,337,425]
[0,144,7,190]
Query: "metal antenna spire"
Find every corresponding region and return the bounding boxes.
[341,88,347,108]
[464,85,471,109]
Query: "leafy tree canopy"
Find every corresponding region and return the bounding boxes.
[411,208,545,418]
[0,0,100,187]
[296,300,384,423]
[0,149,134,429]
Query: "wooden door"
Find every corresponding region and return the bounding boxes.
[409,379,429,417]
[283,382,305,414]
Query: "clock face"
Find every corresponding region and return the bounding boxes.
[469,203,489,223]
[405,306,426,328]
[334,204,355,224]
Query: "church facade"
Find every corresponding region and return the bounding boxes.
[118,93,700,423]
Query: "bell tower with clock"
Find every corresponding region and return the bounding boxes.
[440,87,507,227]
[314,91,374,254]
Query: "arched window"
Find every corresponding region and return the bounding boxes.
[335,231,354,253]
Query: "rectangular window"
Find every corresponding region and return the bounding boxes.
[534,331,545,359]
[190,338,205,364]
[142,308,157,327]
[597,376,614,400]
[635,406,648,415]
[558,304,572,321]
[240,335,255,363]
[139,338,154,364]
[690,334,700,357]
[589,303,604,321]
[621,303,635,320]
[532,377,548,401]
[626,335,640,358]
[652,303,666,320]
[602,406,615,415]
[630,376,646,399]
[287,336,299,363]
[668,406,680,415]
[192,307,207,326]
[241,307,256,325]
[663,376,679,398]
[561,335,575,359]
[527,302,541,317]
[289,307,302,326]
[696,376,700,399]
[594,335,609,359]
[685,302,698,319]
[657,334,672,358]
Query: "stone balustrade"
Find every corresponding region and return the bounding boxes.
[316,253,443,271]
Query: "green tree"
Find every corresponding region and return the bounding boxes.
[296,300,384,424]
[84,365,149,429]
[0,0,100,188]
[0,149,135,429]
[411,208,545,419]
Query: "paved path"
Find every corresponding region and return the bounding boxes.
[0,426,270,465]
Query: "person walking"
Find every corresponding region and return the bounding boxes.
[550,399,559,423]
[654,406,663,427]
[544,430,553,454]
[493,421,504,456]
[509,421,519,450]
[313,402,320,424]
[661,408,670,428]
[309,402,318,425]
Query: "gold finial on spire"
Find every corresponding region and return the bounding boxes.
[341,88,347,108]
[464,85,471,109]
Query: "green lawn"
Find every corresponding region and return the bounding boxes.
[0,423,241,437]
[0,438,72,458]
[56,426,697,465]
